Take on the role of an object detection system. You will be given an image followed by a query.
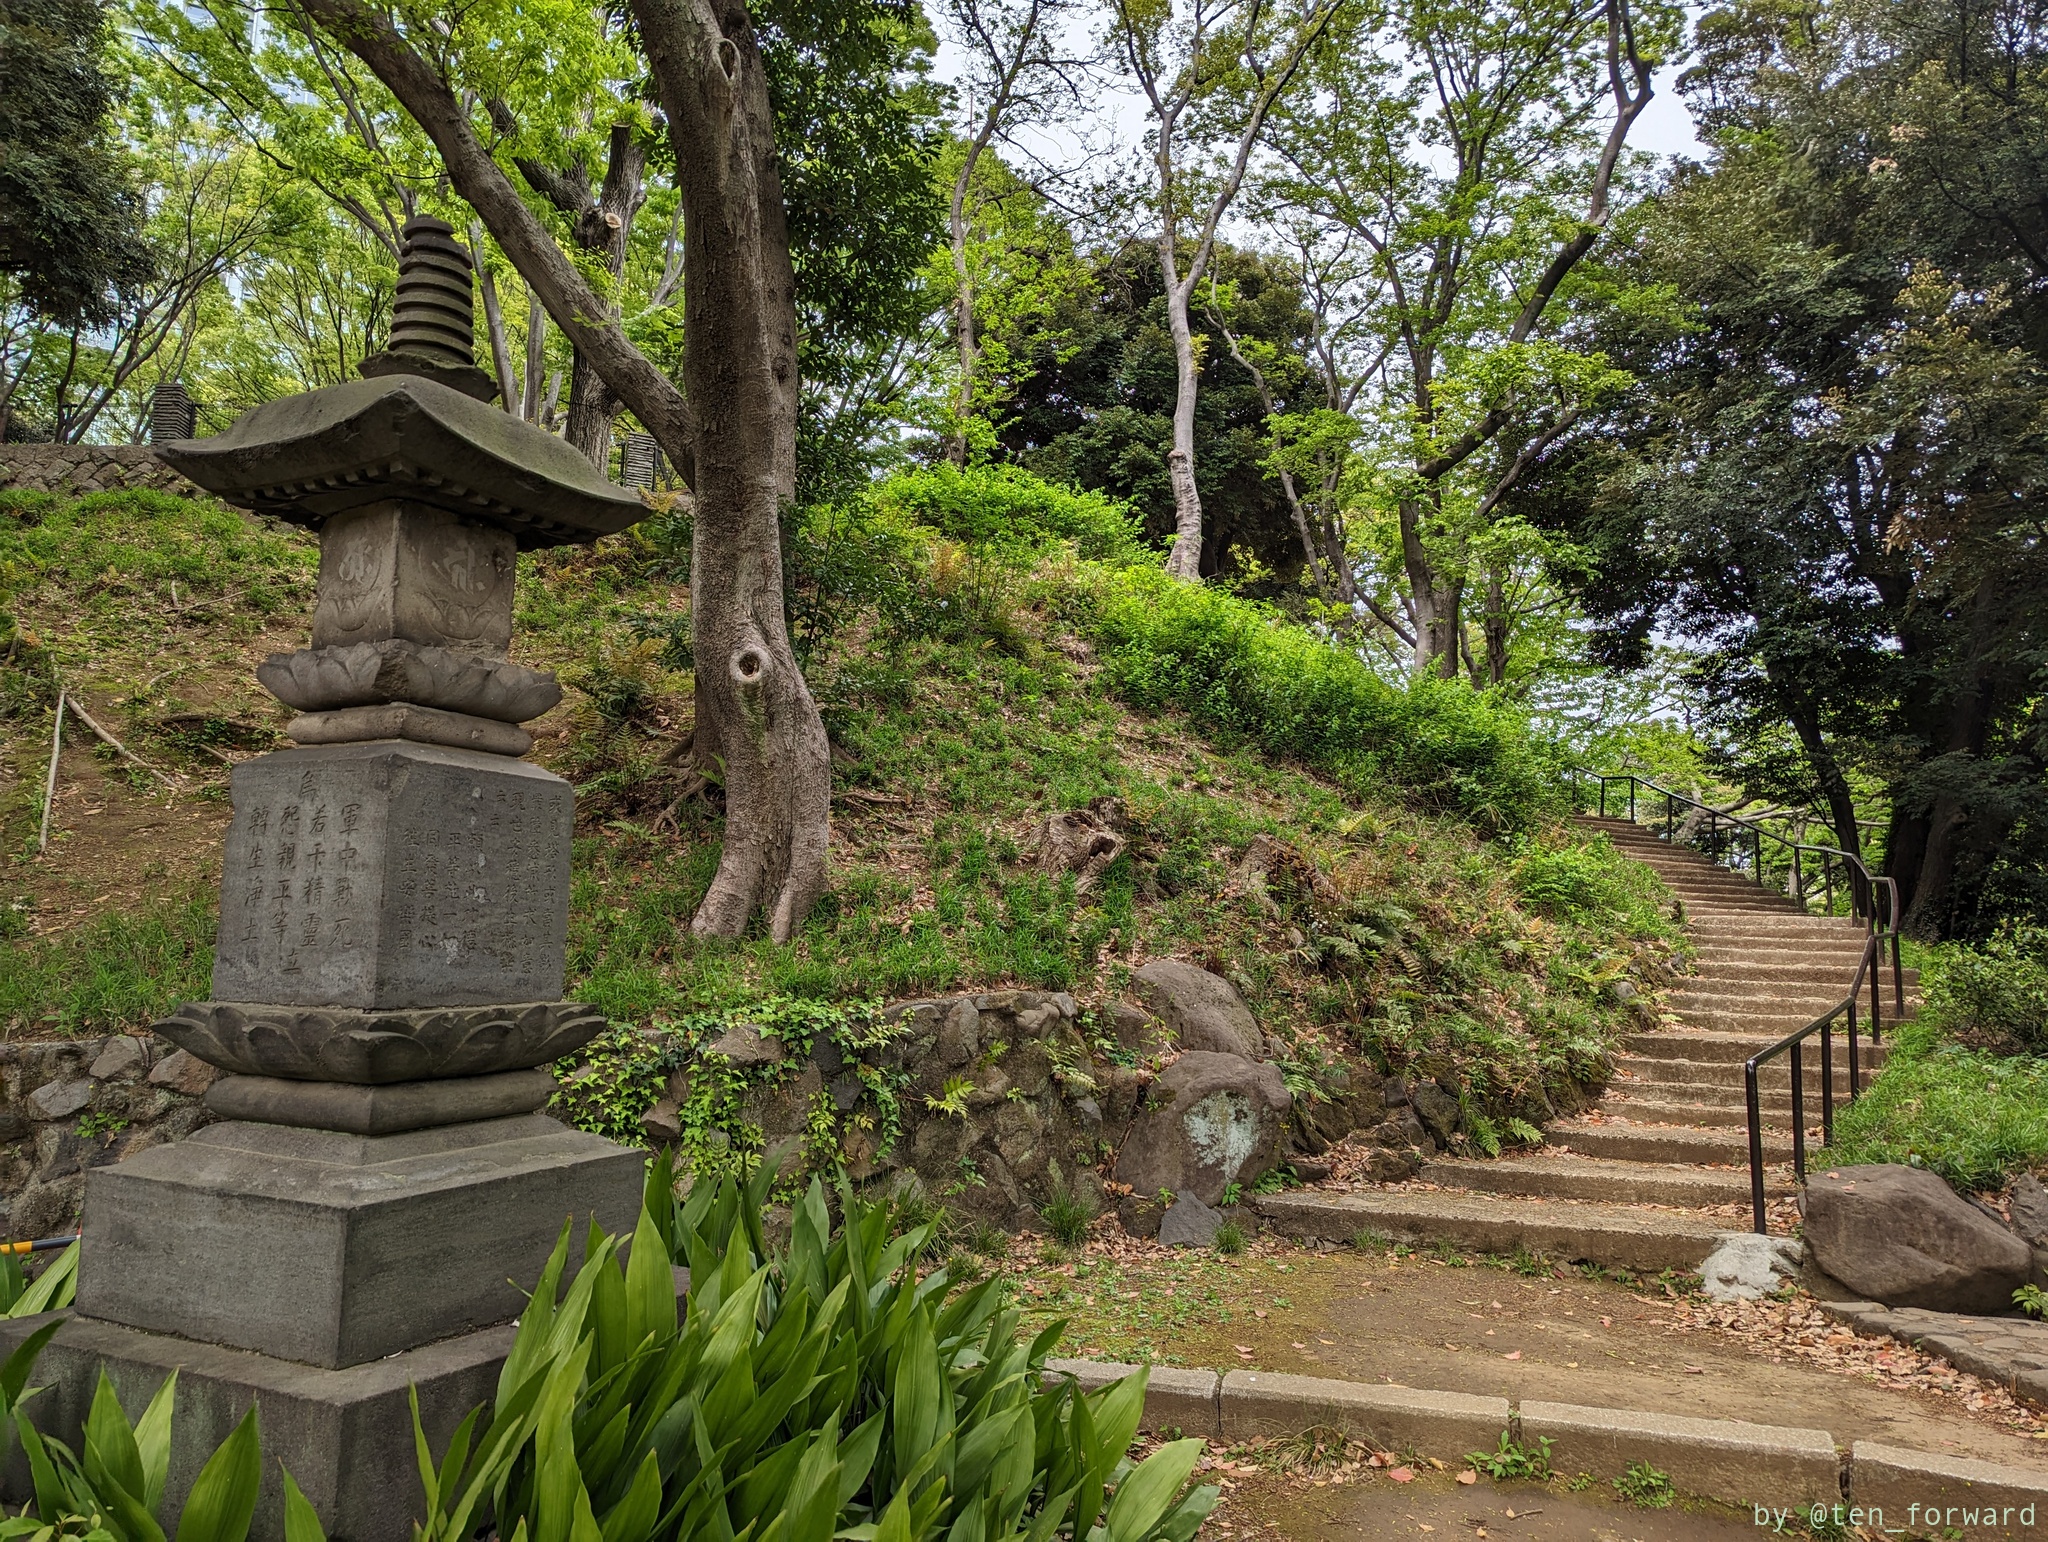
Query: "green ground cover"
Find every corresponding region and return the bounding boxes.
[1829,924,2048,1190]
[0,471,1681,1135]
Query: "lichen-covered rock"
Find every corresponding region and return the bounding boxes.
[1112,1051,1291,1206]
[1131,961,1267,1059]
[1700,1233,1803,1302]
[1803,1164,2032,1312]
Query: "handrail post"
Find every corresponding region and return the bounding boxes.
[1746,1061,1767,1234]
[1870,941,1883,1044]
[1821,1015,1834,1147]
[1628,778,1636,822]
[1790,1040,1806,1184]
[1847,997,1860,1102]
[1599,778,1607,818]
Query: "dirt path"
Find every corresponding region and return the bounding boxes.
[1017,1238,2048,1468]
[1207,1468,1771,1542]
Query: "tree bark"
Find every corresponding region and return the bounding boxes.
[469,221,521,410]
[297,0,829,942]
[490,112,649,464]
[1162,272,1205,579]
[946,145,980,467]
[630,0,830,941]
[1399,497,1462,678]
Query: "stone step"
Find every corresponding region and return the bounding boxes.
[1545,1118,1793,1165]
[1686,917,1869,937]
[1694,944,1900,967]
[1675,978,1880,1006]
[1592,1094,1757,1128]
[1609,1075,1875,1115]
[1419,1154,1790,1207]
[1618,1052,1880,1088]
[1673,1005,1912,1036]
[1622,1029,1892,1067]
[1685,961,1919,988]
[1253,1188,1730,1274]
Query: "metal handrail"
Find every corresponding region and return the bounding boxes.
[1741,930,1889,1232]
[1569,769,1906,1234]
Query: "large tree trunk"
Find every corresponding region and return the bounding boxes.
[1399,498,1461,678]
[1898,588,2002,938]
[301,0,830,942]
[632,0,830,941]
[1162,269,1204,580]
[945,156,977,468]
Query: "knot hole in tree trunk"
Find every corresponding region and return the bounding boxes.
[717,38,740,80]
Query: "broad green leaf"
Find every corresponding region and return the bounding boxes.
[1101,1439,1203,1542]
[280,1467,327,1542]
[598,1449,662,1542]
[624,1204,678,1351]
[135,1371,180,1514]
[171,1406,262,1542]
[11,1245,79,1320]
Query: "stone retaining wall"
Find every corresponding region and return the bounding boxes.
[0,444,200,497]
[0,1036,218,1242]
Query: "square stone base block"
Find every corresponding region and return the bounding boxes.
[78,1114,642,1368]
[0,1309,511,1541]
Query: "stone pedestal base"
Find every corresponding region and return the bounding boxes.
[78,1115,641,1367]
[0,1309,514,1541]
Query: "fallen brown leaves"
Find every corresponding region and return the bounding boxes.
[1668,1293,2048,1438]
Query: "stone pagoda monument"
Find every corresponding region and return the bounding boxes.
[0,218,650,1537]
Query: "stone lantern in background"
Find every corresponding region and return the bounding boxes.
[0,218,651,1539]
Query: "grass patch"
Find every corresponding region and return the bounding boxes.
[1828,1020,2048,1189]
[1,475,1682,1118]
[0,890,214,1035]
[1830,926,2048,1189]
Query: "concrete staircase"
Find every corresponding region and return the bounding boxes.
[1259,813,1920,1272]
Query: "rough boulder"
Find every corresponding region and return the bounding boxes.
[1112,1050,1290,1206]
[1802,1164,2032,1313]
[1130,960,1267,1060]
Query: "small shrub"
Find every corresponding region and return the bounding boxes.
[872,463,1148,565]
[2017,1283,2047,1319]
[1351,1227,1392,1251]
[1613,1459,1676,1508]
[1040,1182,1096,1246]
[1212,1221,1247,1255]
[1466,1431,1553,1482]
[1927,922,2048,1051]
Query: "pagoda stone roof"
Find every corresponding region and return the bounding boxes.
[156,375,645,548]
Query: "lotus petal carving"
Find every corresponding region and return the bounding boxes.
[153,1000,605,1083]
[257,640,561,723]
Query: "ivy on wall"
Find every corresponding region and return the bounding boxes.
[549,996,907,1183]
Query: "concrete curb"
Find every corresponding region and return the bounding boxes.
[1519,1398,1838,1510]
[1220,1371,1506,1457]
[1848,1442,2048,1541]
[1039,1356,2048,1518]
[1043,1359,1222,1438]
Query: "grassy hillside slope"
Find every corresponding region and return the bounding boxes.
[0,474,1681,1137]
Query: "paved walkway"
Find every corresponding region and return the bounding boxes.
[1822,1297,2048,1405]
